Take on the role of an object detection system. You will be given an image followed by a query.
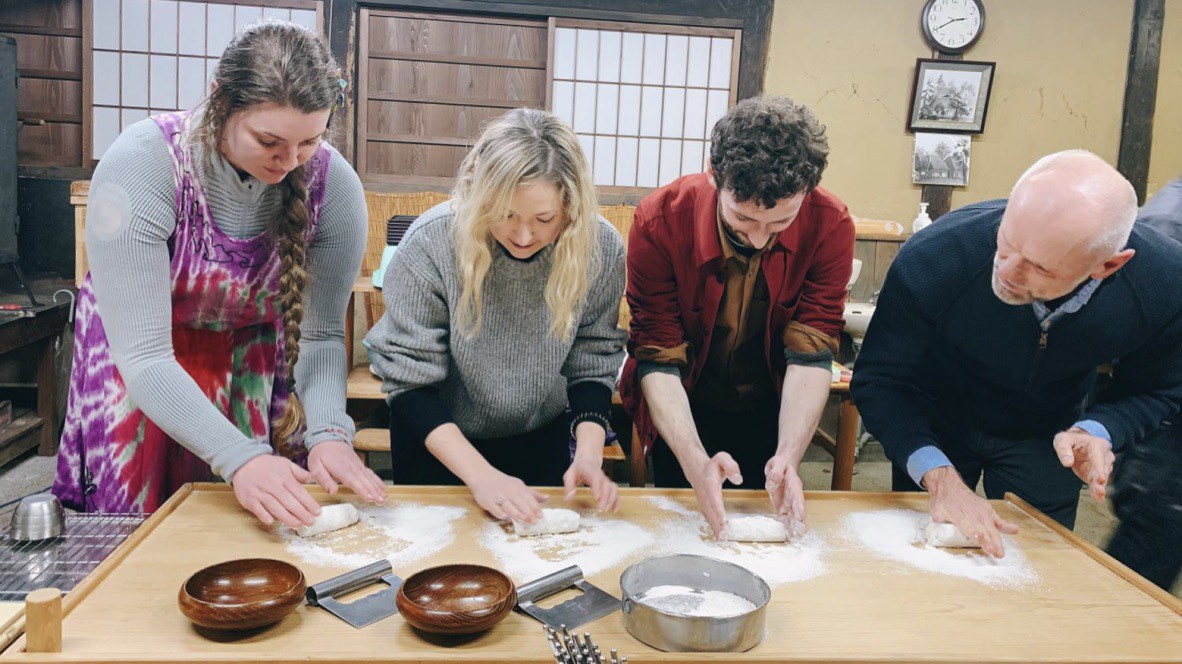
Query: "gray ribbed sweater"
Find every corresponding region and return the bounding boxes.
[364,202,626,438]
[84,117,365,482]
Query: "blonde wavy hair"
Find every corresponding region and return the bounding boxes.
[451,108,600,342]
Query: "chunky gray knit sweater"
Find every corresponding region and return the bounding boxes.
[84,117,365,482]
[364,202,626,438]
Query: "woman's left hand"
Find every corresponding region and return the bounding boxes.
[307,440,387,503]
[562,452,620,513]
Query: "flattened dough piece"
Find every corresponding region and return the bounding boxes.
[923,520,981,548]
[724,515,788,542]
[295,503,360,538]
[513,508,580,536]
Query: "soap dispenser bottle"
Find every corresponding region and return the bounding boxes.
[912,202,932,234]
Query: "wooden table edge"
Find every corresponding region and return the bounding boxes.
[1005,491,1182,617]
[9,486,1180,660]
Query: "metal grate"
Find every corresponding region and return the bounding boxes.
[0,512,145,601]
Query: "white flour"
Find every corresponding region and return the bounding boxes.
[643,496,827,586]
[841,509,1039,588]
[480,512,655,583]
[637,585,757,617]
[282,502,468,570]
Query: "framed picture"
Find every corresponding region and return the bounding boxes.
[913,132,970,186]
[907,58,996,134]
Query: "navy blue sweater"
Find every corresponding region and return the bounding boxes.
[851,199,1182,471]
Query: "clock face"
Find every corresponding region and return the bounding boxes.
[923,0,984,52]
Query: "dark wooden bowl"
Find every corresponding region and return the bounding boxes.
[395,564,517,635]
[178,558,306,630]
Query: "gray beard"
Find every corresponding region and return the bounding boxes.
[991,262,1035,306]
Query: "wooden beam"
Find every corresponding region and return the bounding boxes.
[0,24,82,38]
[366,49,546,70]
[738,0,773,99]
[327,0,359,164]
[1117,0,1164,204]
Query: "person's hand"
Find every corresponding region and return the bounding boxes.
[232,454,321,529]
[924,466,1018,558]
[469,468,547,523]
[563,452,620,513]
[764,453,807,539]
[1054,428,1115,502]
[686,451,743,538]
[307,440,387,503]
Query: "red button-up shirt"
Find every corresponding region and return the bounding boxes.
[620,173,855,453]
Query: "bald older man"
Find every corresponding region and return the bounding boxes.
[852,150,1182,557]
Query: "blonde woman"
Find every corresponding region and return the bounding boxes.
[365,108,625,522]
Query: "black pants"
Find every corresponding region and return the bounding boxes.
[652,397,780,489]
[1106,421,1182,591]
[389,412,572,487]
[891,419,1084,529]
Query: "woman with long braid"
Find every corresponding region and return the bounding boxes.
[54,20,386,528]
[365,109,625,524]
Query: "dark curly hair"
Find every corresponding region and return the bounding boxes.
[709,96,829,209]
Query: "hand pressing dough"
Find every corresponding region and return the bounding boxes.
[923,520,981,548]
[723,515,788,542]
[295,503,360,538]
[513,508,580,536]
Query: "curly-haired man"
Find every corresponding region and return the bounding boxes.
[620,96,854,537]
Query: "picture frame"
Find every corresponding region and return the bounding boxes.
[907,58,996,134]
[913,132,971,186]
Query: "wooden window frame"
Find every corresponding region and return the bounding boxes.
[546,17,740,198]
[82,0,324,167]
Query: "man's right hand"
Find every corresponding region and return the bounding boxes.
[923,466,1018,558]
[231,454,322,530]
[687,451,744,538]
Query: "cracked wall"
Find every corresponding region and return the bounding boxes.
[764,0,1132,225]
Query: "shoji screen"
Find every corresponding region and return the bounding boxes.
[86,0,321,163]
[548,19,740,194]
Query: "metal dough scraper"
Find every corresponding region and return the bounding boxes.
[305,560,403,628]
[516,565,620,631]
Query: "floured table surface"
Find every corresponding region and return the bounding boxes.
[1,484,1180,663]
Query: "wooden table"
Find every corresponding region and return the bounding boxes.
[3,484,1179,663]
[0,301,70,463]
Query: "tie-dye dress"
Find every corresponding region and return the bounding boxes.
[53,111,330,513]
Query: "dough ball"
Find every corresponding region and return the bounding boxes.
[513,508,580,536]
[295,503,360,538]
[723,515,788,542]
[923,520,981,548]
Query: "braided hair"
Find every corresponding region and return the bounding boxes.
[192,19,343,446]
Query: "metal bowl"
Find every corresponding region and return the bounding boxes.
[619,554,770,652]
[9,493,65,542]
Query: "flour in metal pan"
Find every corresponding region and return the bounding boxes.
[643,496,827,585]
[282,502,468,570]
[480,512,655,582]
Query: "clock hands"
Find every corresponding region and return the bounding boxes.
[936,17,966,31]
